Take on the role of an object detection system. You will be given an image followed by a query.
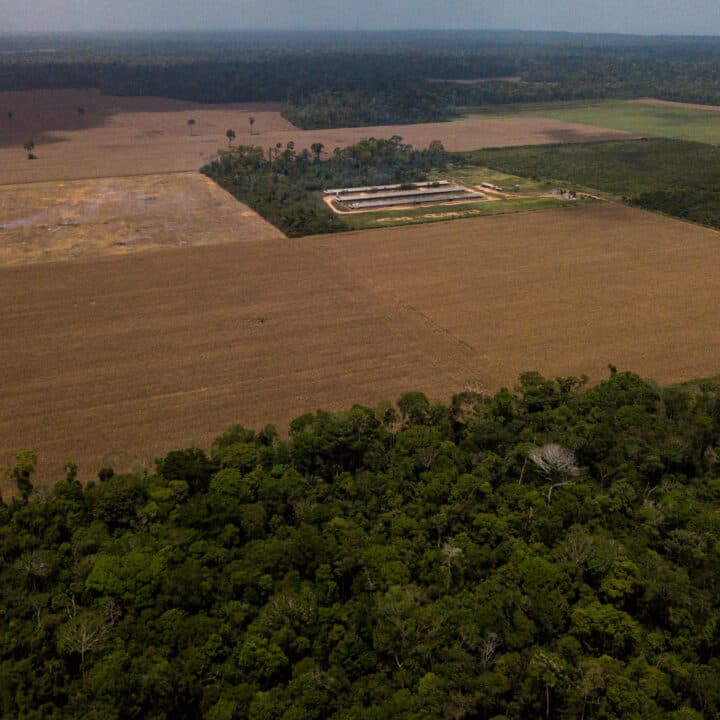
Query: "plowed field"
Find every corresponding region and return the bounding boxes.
[0,89,637,185]
[2,203,719,488]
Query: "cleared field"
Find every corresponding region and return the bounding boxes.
[2,203,720,489]
[470,98,720,145]
[0,235,475,490]
[309,203,720,388]
[0,89,637,185]
[448,165,557,194]
[0,172,284,265]
[339,196,578,230]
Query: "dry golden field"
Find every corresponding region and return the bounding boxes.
[0,89,637,185]
[0,172,283,265]
[2,203,720,489]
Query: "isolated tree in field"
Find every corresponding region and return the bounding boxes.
[187,118,196,136]
[248,116,255,135]
[226,128,236,147]
[23,140,36,159]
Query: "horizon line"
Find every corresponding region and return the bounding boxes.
[1,27,720,39]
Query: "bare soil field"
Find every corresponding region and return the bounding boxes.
[309,203,720,390]
[0,236,474,489]
[2,203,719,489]
[0,89,637,185]
[0,172,284,265]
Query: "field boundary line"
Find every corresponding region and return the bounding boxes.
[311,240,486,385]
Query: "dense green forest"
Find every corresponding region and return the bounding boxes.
[3,370,720,718]
[283,89,457,130]
[6,31,720,126]
[467,138,720,230]
[202,137,448,236]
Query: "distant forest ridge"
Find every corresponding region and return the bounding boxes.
[3,30,720,118]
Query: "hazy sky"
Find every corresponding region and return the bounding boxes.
[2,0,720,35]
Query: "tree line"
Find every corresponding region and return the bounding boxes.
[3,370,720,718]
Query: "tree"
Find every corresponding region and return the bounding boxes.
[64,461,79,483]
[187,118,196,136]
[528,649,568,719]
[249,116,255,135]
[6,450,36,501]
[528,443,579,505]
[311,142,324,161]
[156,447,216,494]
[57,605,111,667]
[226,128,236,147]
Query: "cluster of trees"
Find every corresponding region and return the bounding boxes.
[283,88,458,129]
[8,32,720,126]
[467,138,720,231]
[202,137,448,236]
[3,370,720,718]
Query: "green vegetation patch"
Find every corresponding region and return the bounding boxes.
[342,196,579,230]
[448,164,557,193]
[283,88,459,129]
[5,371,720,718]
[468,99,720,145]
[461,137,720,229]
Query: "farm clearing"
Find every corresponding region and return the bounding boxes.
[2,203,720,488]
[0,89,638,185]
[0,173,284,265]
[465,98,720,145]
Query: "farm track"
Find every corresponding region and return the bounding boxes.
[2,203,720,488]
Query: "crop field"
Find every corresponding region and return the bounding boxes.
[0,172,284,265]
[0,89,638,185]
[2,202,720,488]
[467,98,720,145]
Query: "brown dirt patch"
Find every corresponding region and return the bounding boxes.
[1,203,719,490]
[0,89,638,185]
[0,172,284,265]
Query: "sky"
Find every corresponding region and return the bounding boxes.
[1,0,720,36]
